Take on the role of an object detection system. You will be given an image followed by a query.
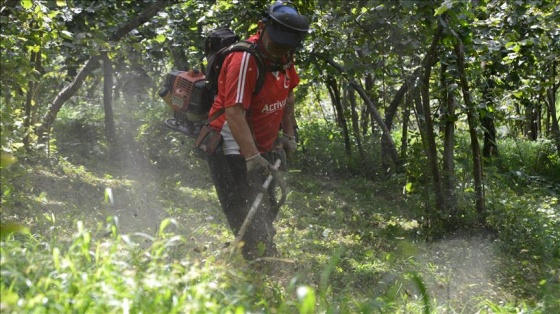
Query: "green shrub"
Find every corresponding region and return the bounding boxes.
[497,138,560,181]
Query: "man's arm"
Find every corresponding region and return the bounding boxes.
[225,103,260,158]
[281,90,296,137]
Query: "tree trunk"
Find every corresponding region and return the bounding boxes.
[169,42,190,71]
[547,61,560,154]
[102,51,116,150]
[350,81,399,169]
[108,1,175,42]
[418,24,446,215]
[384,68,422,130]
[440,63,457,221]
[400,91,411,161]
[480,79,499,158]
[548,91,560,154]
[23,49,45,150]
[524,101,538,141]
[347,88,365,161]
[38,0,175,141]
[361,74,374,137]
[454,40,486,224]
[326,76,351,155]
[413,86,425,130]
[38,55,102,140]
[319,55,399,169]
[481,114,498,158]
[23,51,36,150]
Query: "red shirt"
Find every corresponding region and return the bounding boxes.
[208,33,300,154]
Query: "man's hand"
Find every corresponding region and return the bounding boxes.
[246,153,271,187]
[278,134,297,159]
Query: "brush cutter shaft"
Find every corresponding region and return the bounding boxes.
[231,159,282,255]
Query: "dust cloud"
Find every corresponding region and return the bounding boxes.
[416,233,511,311]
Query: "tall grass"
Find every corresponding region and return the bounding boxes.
[497,138,560,181]
[1,219,274,313]
[3,117,559,313]
[1,218,466,314]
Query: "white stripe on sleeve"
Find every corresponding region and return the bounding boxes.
[235,52,250,104]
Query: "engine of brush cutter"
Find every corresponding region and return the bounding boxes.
[159,69,212,137]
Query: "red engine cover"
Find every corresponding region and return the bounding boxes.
[171,70,206,112]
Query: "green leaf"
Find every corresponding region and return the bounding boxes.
[0,222,30,239]
[405,182,414,192]
[56,0,66,6]
[104,187,114,205]
[296,286,316,314]
[434,5,448,16]
[0,153,17,168]
[434,1,453,16]
[21,0,33,10]
[409,272,431,314]
[155,34,166,43]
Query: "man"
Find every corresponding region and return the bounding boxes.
[205,2,309,261]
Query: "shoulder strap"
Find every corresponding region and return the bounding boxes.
[207,42,268,123]
[223,41,268,94]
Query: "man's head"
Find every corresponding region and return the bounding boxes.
[263,1,309,48]
[257,1,309,63]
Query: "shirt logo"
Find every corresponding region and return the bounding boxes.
[261,98,287,114]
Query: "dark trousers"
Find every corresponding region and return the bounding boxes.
[207,148,278,260]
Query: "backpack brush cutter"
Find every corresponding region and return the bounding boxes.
[159,69,211,138]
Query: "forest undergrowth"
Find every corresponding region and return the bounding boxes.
[1,109,559,313]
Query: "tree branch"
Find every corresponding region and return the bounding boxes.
[38,55,102,139]
[314,53,400,167]
[39,0,177,140]
[109,0,176,42]
[350,81,400,167]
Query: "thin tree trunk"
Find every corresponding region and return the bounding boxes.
[102,51,116,149]
[481,114,498,158]
[319,55,399,168]
[350,81,399,169]
[413,86,425,130]
[454,39,486,224]
[400,91,411,161]
[441,63,457,220]
[361,74,374,137]
[169,42,190,71]
[38,0,174,141]
[525,102,538,141]
[545,95,551,138]
[347,88,365,161]
[547,59,560,154]
[418,24,446,215]
[23,49,45,149]
[548,89,560,155]
[23,51,36,150]
[384,68,422,130]
[549,91,560,154]
[326,76,351,155]
[108,1,174,42]
[478,74,499,160]
[38,55,102,140]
